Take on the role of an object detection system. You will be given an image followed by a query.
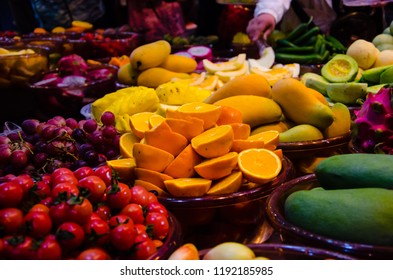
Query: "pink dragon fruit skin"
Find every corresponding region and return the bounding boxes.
[353,86,393,154]
[57,54,89,77]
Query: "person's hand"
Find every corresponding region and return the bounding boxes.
[246,13,276,42]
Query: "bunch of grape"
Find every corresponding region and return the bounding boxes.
[0,112,120,177]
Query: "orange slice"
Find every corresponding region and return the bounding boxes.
[238,148,282,185]
[164,178,212,197]
[149,114,165,128]
[164,144,203,178]
[194,152,238,180]
[133,143,174,172]
[191,124,234,158]
[230,139,265,153]
[106,158,136,182]
[248,130,280,151]
[198,75,219,91]
[119,132,139,158]
[134,179,170,197]
[216,106,243,125]
[134,168,174,190]
[165,116,204,141]
[273,148,283,160]
[207,171,243,195]
[167,102,222,130]
[129,112,157,139]
[144,121,188,156]
[229,123,251,140]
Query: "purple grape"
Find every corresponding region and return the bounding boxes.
[0,144,12,165]
[21,119,40,135]
[65,118,79,129]
[8,131,24,142]
[84,150,99,166]
[78,143,94,157]
[47,116,66,127]
[35,141,47,153]
[46,141,63,157]
[71,128,86,143]
[88,130,103,147]
[46,159,63,173]
[41,125,57,140]
[83,119,98,133]
[102,125,117,140]
[33,152,48,168]
[0,136,11,145]
[9,150,28,170]
[101,111,115,126]
[105,148,118,160]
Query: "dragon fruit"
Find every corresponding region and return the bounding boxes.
[57,54,89,77]
[352,85,393,154]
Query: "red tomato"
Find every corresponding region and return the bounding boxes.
[51,167,74,181]
[56,222,85,252]
[40,196,53,207]
[0,238,4,259]
[110,223,136,251]
[66,197,93,226]
[94,165,112,186]
[105,182,131,210]
[51,182,79,200]
[29,204,50,214]
[0,208,24,235]
[77,247,111,260]
[41,174,52,185]
[95,204,111,221]
[129,185,151,207]
[78,175,106,203]
[37,234,62,260]
[146,192,158,204]
[73,166,95,180]
[108,214,132,228]
[84,218,110,246]
[0,181,23,208]
[133,237,157,260]
[23,211,52,238]
[146,202,168,218]
[52,173,78,187]
[12,174,34,194]
[120,203,145,224]
[134,223,147,236]
[31,181,51,200]
[49,202,68,226]
[145,212,169,240]
[3,235,36,260]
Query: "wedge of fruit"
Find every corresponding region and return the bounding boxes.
[207,171,243,195]
[164,178,212,197]
[106,158,136,182]
[194,152,238,180]
[191,125,234,158]
[119,132,139,158]
[133,143,174,172]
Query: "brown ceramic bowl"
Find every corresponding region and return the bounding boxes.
[277,132,351,160]
[199,243,356,260]
[159,156,295,250]
[266,174,393,259]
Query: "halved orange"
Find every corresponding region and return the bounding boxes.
[164,178,212,197]
[191,124,234,158]
[165,116,205,141]
[207,171,243,195]
[149,114,165,128]
[167,102,222,130]
[119,132,140,158]
[134,179,170,197]
[164,144,203,178]
[144,121,188,156]
[273,148,283,160]
[133,143,174,172]
[229,123,251,140]
[194,152,238,180]
[216,106,243,125]
[248,130,280,151]
[106,158,136,182]
[230,139,265,153]
[238,148,282,185]
[129,112,157,139]
[134,168,174,190]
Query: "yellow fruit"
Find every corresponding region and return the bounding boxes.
[216,106,243,125]
[155,81,212,105]
[215,61,249,83]
[134,179,170,197]
[119,132,139,158]
[115,114,132,133]
[238,148,282,185]
[164,144,203,178]
[207,171,243,195]
[194,152,238,180]
[198,75,219,91]
[346,39,379,69]
[133,143,174,172]
[134,168,174,190]
[137,67,190,88]
[373,49,393,67]
[130,40,171,71]
[117,63,139,85]
[33,27,47,34]
[129,112,157,139]
[106,158,136,182]
[159,54,198,73]
[168,243,200,260]
[251,121,290,135]
[191,125,234,158]
[167,102,222,130]
[228,123,251,140]
[165,116,205,141]
[248,130,280,151]
[230,139,265,153]
[52,26,65,33]
[72,20,93,30]
[164,178,212,197]
[203,53,246,73]
[279,124,324,142]
[203,242,255,260]
[249,67,292,86]
[149,114,165,128]
[323,102,351,138]
[214,95,282,128]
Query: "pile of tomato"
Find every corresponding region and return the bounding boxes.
[0,165,170,260]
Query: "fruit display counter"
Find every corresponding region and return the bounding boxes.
[2,18,393,260]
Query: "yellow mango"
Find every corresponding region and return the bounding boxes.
[323,102,351,138]
[272,78,334,129]
[213,95,282,128]
[205,73,272,104]
[159,54,197,73]
[130,40,171,71]
[279,124,324,142]
[137,67,190,88]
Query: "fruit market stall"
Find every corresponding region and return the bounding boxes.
[2,12,393,261]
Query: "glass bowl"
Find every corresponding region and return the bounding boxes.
[266,174,393,259]
[199,243,356,260]
[62,32,142,60]
[28,64,117,119]
[277,132,351,160]
[158,156,295,250]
